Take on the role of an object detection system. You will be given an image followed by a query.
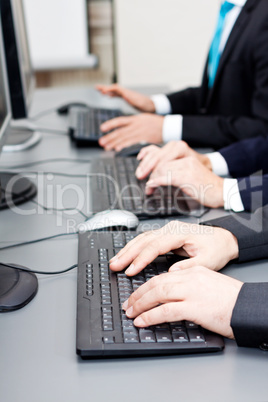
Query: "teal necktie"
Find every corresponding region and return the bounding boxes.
[208,1,235,88]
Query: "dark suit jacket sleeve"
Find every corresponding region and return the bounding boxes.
[166,14,268,150]
[219,135,268,177]
[231,283,268,348]
[204,207,268,348]
[203,205,268,262]
[182,114,268,150]
[166,87,202,115]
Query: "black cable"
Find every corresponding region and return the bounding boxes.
[35,127,68,135]
[0,261,78,275]
[0,158,92,170]
[0,231,78,251]
[29,199,89,220]
[29,107,59,121]
[30,102,90,120]
[2,170,93,179]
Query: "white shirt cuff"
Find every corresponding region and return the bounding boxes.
[206,152,229,176]
[150,94,172,115]
[162,115,183,143]
[223,178,245,212]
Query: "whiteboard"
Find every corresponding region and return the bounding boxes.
[23,0,97,70]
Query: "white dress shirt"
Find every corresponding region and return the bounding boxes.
[151,0,246,212]
[206,152,245,212]
[151,0,246,141]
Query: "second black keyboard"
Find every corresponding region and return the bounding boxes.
[68,106,123,146]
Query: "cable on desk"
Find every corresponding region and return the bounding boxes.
[0,158,92,170]
[0,261,78,275]
[29,199,89,220]
[30,101,90,120]
[0,231,78,251]
[2,170,93,179]
[35,127,68,135]
[29,107,59,121]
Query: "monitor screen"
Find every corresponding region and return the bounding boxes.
[0,0,35,119]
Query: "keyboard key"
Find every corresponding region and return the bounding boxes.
[188,330,205,343]
[103,336,114,344]
[186,321,199,329]
[103,324,113,331]
[172,331,189,343]
[124,334,139,343]
[102,297,112,305]
[155,329,172,343]
[139,329,156,343]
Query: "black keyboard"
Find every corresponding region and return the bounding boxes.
[76,231,224,358]
[90,156,208,218]
[68,106,122,146]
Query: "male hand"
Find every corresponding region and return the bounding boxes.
[109,220,239,276]
[122,266,243,339]
[145,157,224,208]
[136,141,212,180]
[96,84,156,113]
[98,114,164,151]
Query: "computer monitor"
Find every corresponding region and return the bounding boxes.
[0,8,38,312]
[0,0,41,152]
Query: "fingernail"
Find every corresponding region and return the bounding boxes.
[169,265,181,271]
[134,317,146,327]
[109,255,118,263]
[122,299,128,310]
[125,263,135,275]
[146,180,156,187]
[126,306,133,317]
[135,167,142,178]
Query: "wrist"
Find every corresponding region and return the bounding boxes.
[198,154,213,170]
[207,176,224,208]
[146,99,156,113]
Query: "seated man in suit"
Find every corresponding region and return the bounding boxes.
[109,205,268,349]
[134,135,268,212]
[97,0,268,151]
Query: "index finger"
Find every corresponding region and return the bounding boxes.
[109,226,187,276]
[95,84,122,97]
[100,116,133,132]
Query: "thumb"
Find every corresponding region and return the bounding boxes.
[169,257,202,271]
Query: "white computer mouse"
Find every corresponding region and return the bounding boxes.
[78,209,139,232]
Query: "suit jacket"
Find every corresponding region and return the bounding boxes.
[205,205,268,348]
[219,135,268,211]
[167,0,268,150]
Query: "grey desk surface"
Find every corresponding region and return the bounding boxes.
[0,87,268,402]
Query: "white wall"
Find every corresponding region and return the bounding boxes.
[114,0,220,91]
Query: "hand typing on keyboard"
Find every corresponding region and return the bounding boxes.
[109,220,239,275]
[99,114,164,152]
[96,84,156,113]
[135,141,212,180]
[122,266,243,340]
[108,220,242,340]
[143,157,224,209]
